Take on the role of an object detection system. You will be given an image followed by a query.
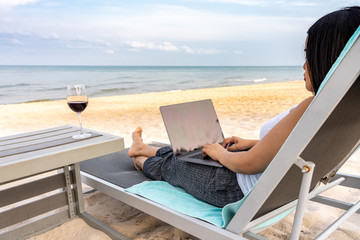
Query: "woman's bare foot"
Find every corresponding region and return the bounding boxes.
[128,126,160,170]
[128,127,144,170]
[128,127,144,157]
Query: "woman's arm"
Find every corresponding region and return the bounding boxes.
[202,97,314,174]
[221,136,259,151]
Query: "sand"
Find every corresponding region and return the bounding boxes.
[0,81,359,239]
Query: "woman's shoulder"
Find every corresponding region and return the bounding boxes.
[293,97,314,111]
[291,97,314,115]
[301,96,315,106]
[299,96,314,107]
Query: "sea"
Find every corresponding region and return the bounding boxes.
[0,66,303,105]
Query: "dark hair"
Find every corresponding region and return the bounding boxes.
[306,6,360,94]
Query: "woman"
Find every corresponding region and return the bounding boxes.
[128,6,360,208]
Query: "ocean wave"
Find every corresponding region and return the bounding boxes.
[88,87,132,97]
[253,77,268,82]
[92,81,136,89]
[117,75,136,79]
[178,80,194,84]
[0,83,31,88]
[226,76,243,80]
[47,87,65,91]
[24,98,55,103]
[233,77,268,83]
[100,87,131,92]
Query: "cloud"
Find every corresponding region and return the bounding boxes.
[125,41,179,52]
[234,50,243,54]
[42,33,59,40]
[66,42,93,49]
[293,2,318,7]
[125,41,223,55]
[109,5,313,42]
[182,46,195,54]
[157,42,179,51]
[11,38,23,45]
[194,48,225,54]
[0,0,41,8]
[65,39,114,53]
[181,45,223,55]
[206,0,265,6]
[105,49,115,54]
[210,0,318,7]
[0,4,313,45]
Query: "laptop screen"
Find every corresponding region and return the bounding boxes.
[160,99,224,156]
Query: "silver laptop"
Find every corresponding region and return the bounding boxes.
[160,99,224,167]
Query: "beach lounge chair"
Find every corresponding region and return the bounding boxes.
[80,27,360,240]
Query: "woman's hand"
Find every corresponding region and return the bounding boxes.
[202,137,259,163]
[201,143,228,162]
[222,136,258,151]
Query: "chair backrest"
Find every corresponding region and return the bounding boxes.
[227,26,360,233]
[255,75,360,219]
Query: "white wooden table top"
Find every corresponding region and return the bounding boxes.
[0,125,124,183]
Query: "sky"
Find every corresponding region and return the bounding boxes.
[0,0,358,66]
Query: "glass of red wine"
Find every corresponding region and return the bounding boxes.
[67,84,92,139]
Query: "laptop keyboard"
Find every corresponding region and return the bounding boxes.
[191,153,212,160]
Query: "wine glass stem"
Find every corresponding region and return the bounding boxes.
[77,113,83,135]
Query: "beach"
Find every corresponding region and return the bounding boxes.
[0,81,359,239]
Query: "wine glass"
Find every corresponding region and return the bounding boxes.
[67,84,91,139]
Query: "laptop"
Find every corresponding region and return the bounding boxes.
[160,99,224,167]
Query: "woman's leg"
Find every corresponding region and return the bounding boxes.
[158,159,244,207]
[141,145,244,207]
[129,127,244,207]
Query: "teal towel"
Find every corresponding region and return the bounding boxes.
[125,181,247,228]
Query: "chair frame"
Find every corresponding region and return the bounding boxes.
[81,171,360,240]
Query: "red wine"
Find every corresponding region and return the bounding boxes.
[68,101,88,113]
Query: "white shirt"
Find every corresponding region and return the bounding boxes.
[236,105,297,195]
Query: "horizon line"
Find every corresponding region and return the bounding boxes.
[0,64,302,67]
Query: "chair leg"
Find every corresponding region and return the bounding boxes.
[64,165,77,219]
[315,200,360,240]
[290,162,315,240]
